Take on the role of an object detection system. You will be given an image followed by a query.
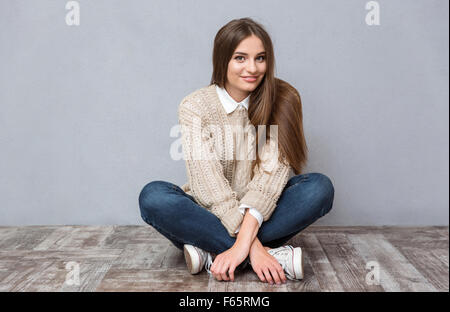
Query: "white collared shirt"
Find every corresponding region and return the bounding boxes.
[215,84,250,113]
[215,85,264,233]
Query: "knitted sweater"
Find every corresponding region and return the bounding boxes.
[178,83,293,237]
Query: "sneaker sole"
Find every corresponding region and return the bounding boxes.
[293,247,304,280]
[183,245,202,275]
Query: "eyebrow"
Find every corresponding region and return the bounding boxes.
[234,51,266,56]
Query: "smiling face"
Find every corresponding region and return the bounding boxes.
[225,35,267,102]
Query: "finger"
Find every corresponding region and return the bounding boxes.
[210,258,218,274]
[262,268,273,284]
[221,269,230,281]
[228,265,236,282]
[211,260,221,281]
[218,262,229,281]
[255,268,266,283]
[277,265,287,283]
[212,270,222,281]
[220,273,229,281]
[271,261,286,283]
[269,266,282,285]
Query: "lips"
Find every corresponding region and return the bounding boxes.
[242,76,258,82]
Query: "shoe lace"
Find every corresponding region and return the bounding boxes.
[269,245,294,270]
[205,253,213,274]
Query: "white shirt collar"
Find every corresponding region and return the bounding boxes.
[215,85,250,114]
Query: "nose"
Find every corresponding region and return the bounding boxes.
[246,60,257,74]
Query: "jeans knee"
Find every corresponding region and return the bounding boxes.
[138,180,169,222]
[310,173,335,215]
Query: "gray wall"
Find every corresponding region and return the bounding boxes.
[0,0,448,226]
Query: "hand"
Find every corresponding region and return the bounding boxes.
[249,245,287,285]
[210,243,249,282]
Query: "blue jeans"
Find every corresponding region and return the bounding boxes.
[138,172,335,256]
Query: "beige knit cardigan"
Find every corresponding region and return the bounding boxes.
[178,84,293,237]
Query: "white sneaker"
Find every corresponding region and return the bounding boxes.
[268,245,304,280]
[183,244,213,275]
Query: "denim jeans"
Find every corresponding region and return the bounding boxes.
[138,172,335,256]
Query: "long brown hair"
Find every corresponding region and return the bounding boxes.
[210,17,308,175]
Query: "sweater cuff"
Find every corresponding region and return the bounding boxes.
[234,206,263,234]
[219,207,244,237]
[238,204,264,227]
[239,190,277,221]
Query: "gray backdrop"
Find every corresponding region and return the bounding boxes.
[0,0,448,226]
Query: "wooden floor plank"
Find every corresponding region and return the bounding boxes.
[208,260,292,292]
[294,233,344,291]
[0,226,56,250]
[0,249,122,291]
[286,249,322,292]
[207,274,228,292]
[394,246,449,291]
[0,261,56,292]
[0,249,122,262]
[347,234,437,292]
[160,245,187,270]
[96,269,210,292]
[437,228,449,239]
[102,225,165,249]
[0,226,447,292]
[220,268,291,292]
[111,242,169,270]
[33,226,115,251]
[59,260,114,292]
[382,227,449,250]
[431,249,449,267]
[315,233,384,292]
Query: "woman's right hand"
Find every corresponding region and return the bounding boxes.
[249,243,287,285]
[210,243,249,282]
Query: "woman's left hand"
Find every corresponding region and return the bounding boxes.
[210,243,249,282]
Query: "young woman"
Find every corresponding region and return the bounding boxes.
[139,18,334,285]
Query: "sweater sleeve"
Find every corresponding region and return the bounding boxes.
[178,98,243,237]
[240,139,292,221]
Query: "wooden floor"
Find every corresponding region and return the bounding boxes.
[0,225,447,292]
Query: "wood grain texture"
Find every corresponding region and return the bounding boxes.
[294,233,344,291]
[314,233,384,292]
[394,246,448,291]
[0,226,447,292]
[347,234,437,291]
